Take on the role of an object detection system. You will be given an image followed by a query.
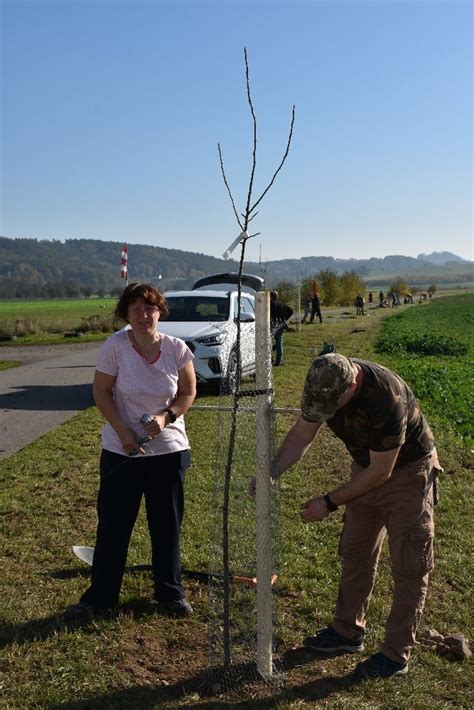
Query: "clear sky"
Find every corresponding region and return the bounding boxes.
[1,0,472,263]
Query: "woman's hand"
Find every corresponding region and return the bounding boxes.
[142,413,167,437]
[118,425,144,456]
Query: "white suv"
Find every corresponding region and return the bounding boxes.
[159,273,264,387]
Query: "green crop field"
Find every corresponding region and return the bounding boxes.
[1,295,473,708]
[375,293,473,446]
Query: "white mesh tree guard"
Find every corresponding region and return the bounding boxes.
[204,291,284,693]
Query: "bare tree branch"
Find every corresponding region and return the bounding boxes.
[248,104,295,216]
[243,47,257,228]
[241,210,259,223]
[218,143,244,231]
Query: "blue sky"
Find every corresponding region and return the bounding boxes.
[1,0,472,263]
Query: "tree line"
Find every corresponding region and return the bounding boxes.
[0,236,466,300]
[274,271,438,308]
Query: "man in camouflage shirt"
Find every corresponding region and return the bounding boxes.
[264,353,440,679]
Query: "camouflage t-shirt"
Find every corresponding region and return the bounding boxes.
[311,359,434,468]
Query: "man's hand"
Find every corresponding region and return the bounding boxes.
[300,496,329,522]
[248,476,276,498]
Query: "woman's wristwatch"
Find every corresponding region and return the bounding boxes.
[165,408,177,423]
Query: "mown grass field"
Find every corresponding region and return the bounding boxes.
[1,295,473,708]
[0,298,117,345]
[0,297,116,326]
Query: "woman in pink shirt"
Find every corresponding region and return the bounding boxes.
[64,283,196,621]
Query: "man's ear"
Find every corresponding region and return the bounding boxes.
[347,379,358,394]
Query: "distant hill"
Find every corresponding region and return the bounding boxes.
[245,253,472,284]
[0,236,471,298]
[417,251,467,264]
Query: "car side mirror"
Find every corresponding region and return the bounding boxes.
[236,312,255,323]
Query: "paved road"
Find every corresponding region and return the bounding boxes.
[0,343,102,461]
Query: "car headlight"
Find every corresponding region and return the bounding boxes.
[195,332,227,346]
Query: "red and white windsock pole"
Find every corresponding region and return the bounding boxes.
[120,243,128,285]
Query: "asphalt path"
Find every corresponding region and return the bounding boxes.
[0,343,102,461]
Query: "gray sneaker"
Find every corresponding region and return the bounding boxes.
[355,652,408,679]
[304,626,364,653]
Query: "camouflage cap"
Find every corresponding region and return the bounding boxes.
[301,353,355,422]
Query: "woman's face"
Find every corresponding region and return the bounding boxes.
[127,297,160,336]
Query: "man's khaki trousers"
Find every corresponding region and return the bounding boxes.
[332,449,440,664]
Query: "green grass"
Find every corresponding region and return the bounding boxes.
[0,297,117,343]
[0,360,20,370]
[0,297,116,321]
[375,293,474,447]
[0,331,110,347]
[1,297,473,708]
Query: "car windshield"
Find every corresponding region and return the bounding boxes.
[165,296,230,322]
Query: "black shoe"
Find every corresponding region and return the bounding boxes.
[355,652,408,679]
[63,602,95,622]
[304,626,364,653]
[63,601,113,622]
[155,598,193,617]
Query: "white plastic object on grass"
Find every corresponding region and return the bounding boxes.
[72,545,94,565]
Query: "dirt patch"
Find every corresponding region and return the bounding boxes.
[110,614,361,706]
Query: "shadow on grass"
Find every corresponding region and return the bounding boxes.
[0,597,174,650]
[46,663,360,709]
[49,567,92,580]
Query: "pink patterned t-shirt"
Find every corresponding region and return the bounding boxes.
[96,330,193,456]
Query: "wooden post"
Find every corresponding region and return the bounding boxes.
[255,291,273,678]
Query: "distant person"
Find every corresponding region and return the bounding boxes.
[378,291,384,306]
[301,296,311,324]
[270,290,293,367]
[391,292,398,308]
[368,292,373,306]
[309,292,323,324]
[64,283,196,622]
[354,294,365,315]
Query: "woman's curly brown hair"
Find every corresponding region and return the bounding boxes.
[115,283,169,322]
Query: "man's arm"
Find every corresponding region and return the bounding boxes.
[271,417,322,480]
[300,446,401,522]
[249,417,322,496]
